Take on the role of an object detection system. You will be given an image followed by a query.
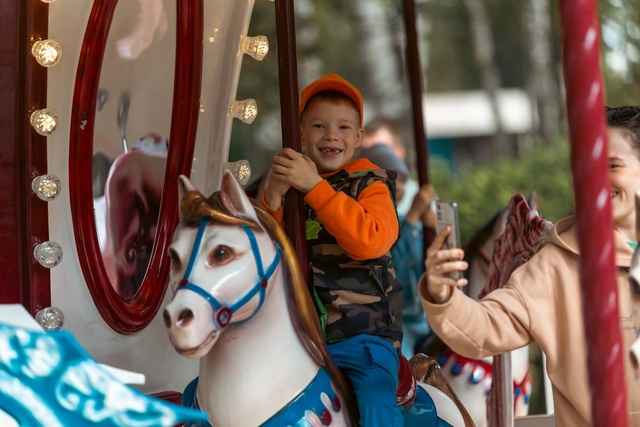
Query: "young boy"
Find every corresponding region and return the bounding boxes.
[262,73,404,426]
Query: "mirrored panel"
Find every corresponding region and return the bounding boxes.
[92,0,176,298]
[69,0,204,333]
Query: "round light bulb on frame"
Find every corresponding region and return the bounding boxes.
[31,39,62,67]
[32,174,62,201]
[33,241,63,268]
[241,35,269,61]
[36,307,65,330]
[230,99,258,124]
[223,160,252,185]
[30,108,58,135]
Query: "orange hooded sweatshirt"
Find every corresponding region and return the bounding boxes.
[263,157,398,260]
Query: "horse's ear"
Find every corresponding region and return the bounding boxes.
[220,170,259,223]
[497,205,510,231]
[526,191,538,211]
[178,175,197,202]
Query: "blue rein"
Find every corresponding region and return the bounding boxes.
[176,218,281,330]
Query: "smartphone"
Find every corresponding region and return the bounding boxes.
[436,200,461,249]
[436,200,462,279]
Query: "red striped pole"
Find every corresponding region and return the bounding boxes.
[558,1,628,425]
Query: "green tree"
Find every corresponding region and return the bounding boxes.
[430,139,573,242]
[599,0,640,105]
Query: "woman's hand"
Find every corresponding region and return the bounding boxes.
[425,226,468,303]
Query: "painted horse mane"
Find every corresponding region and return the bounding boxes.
[480,193,552,298]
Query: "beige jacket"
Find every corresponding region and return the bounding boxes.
[420,216,640,426]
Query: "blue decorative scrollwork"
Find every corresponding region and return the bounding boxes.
[0,323,209,427]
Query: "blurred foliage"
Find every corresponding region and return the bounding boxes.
[430,138,574,242]
[426,0,528,91]
[427,0,640,101]
[598,0,640,105]
[231,0,630,238]
[233,0,640,128]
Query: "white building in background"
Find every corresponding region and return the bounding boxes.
[423,89,535,172]
[425,89,534,138]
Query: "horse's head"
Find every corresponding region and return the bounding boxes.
[163,171,281,358]
[629,192,640,375]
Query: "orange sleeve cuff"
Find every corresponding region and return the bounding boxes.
[261,192,284,224]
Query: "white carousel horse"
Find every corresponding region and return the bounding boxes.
[163,171,473,427]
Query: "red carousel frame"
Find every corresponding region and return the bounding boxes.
[1,0,628,424]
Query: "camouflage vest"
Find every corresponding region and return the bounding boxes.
[306,168,403,350]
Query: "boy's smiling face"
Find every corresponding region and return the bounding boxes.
[300,98,364,174]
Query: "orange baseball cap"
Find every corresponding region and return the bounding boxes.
[299,73,364,127]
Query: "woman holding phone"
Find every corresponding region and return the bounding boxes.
[419,106,640,426]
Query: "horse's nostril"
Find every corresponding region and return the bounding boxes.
[177,308,194,327]
[163,309,171,329]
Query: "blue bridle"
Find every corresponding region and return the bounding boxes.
[176,218,281,330]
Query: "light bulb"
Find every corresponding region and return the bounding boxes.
[33,241,63,268]
[230,99,258,124]
[224,160,252,185]
[32,174,62,201]
[40,0,56,3]
[30,108,58,135]
[241,36,269,61]
[31,39,62,67]
[36,307,65,330]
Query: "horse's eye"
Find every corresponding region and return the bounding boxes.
[210,245,233,264]
[168,248,182,271]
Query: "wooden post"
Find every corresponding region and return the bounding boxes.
[402,0,435,249]
[273,0,308,283]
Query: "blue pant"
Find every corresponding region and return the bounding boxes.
[328,335,403,427]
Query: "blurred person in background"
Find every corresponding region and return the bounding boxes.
[354,143,436,357]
